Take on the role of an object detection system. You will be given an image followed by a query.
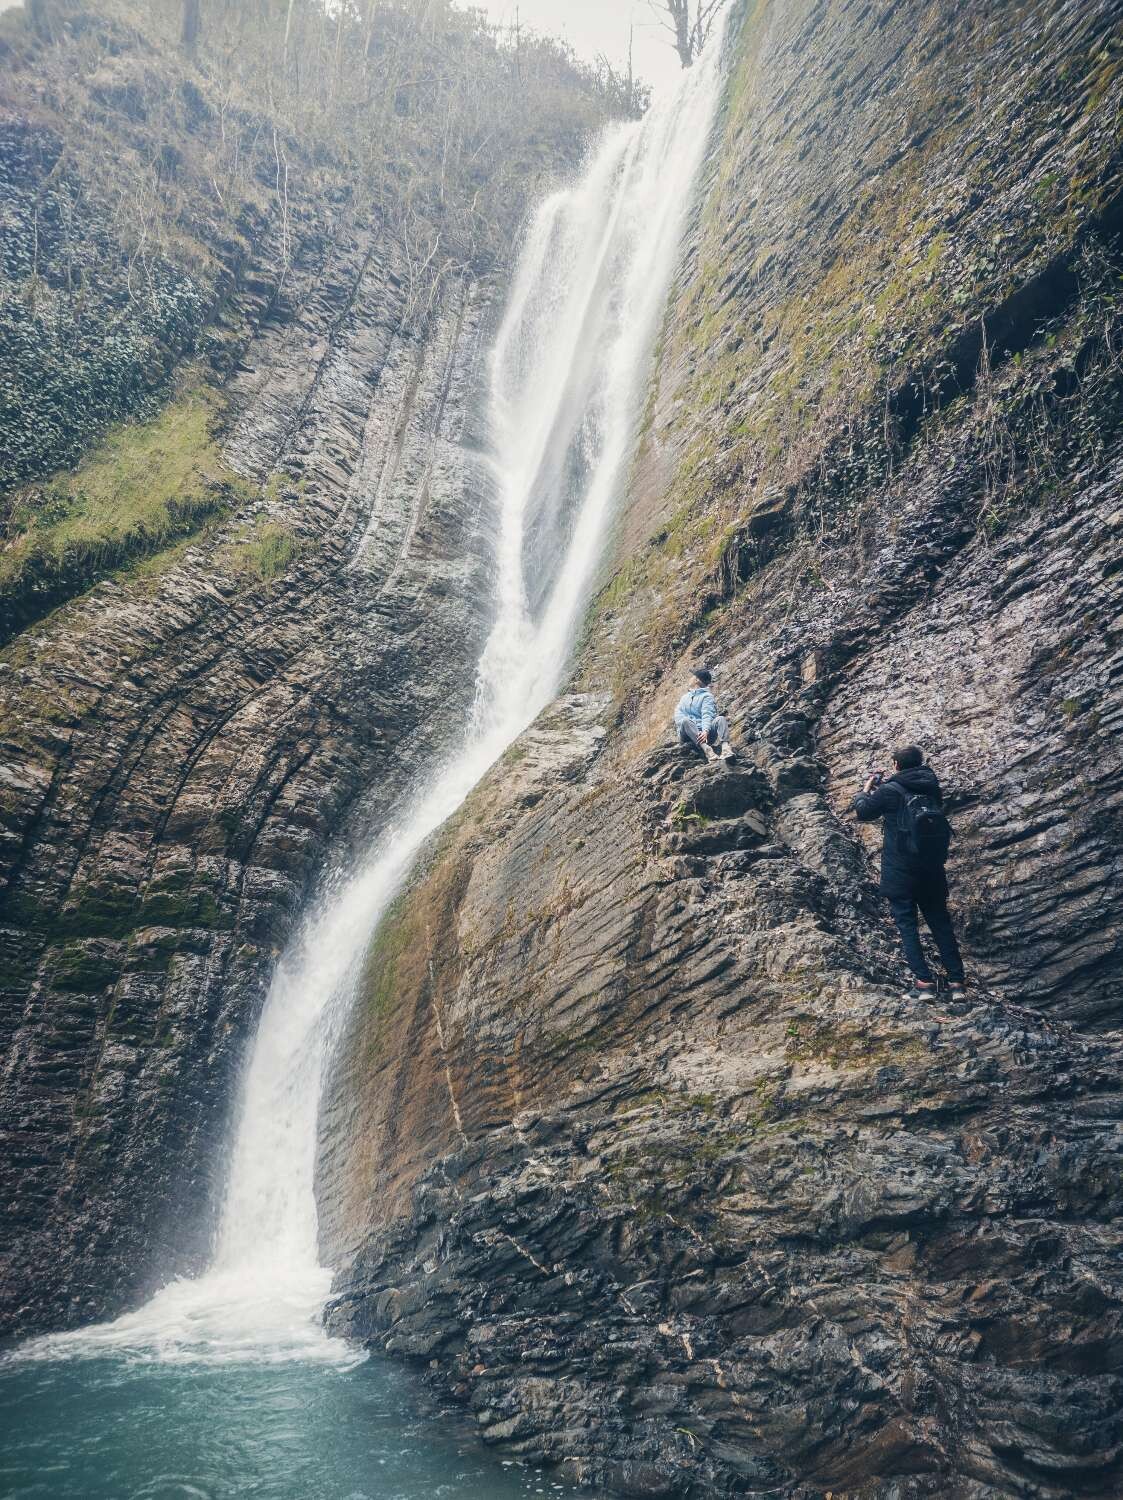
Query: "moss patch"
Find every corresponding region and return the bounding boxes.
[0,383,249,634]
[218,518,303,583]
[45,941,121,993]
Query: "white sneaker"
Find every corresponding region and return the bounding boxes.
[702,742,719,763]
[720,742,735,760]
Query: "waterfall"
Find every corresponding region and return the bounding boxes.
[27,25,727,1367]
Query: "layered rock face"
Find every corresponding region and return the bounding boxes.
[0,222,500,1335]
[1,0,619,1341]
[322,1,1123,1495]
[325,704,1123,1498]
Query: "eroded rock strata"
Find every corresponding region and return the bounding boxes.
[0,231,499,1335]
[322,1,1123,1495]
[0,0,624,1338]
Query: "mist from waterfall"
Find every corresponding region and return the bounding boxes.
[21,21,727,1368]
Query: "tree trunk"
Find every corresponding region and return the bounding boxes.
[181,0,202,57]
[662,0,694,69]
[282,0,296,67]
[660,0,726,68]
[27,0,55,40]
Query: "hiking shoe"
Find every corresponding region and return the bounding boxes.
[701,742,719,763]
[902,980,937,1002]
[948,981,967,998]
[720,742,735,761]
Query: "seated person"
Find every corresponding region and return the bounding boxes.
[674,666,734,762]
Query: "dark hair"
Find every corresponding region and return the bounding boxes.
[893,744,924,770]
[691,666,712,686]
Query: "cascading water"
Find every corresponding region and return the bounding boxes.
[12,17,726,1391]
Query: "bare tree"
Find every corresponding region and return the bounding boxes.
[281,0,296,68]
[26,0,54,39]
[650,0,727,68]
[181,0,202,56]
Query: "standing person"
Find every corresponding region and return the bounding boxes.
[852,745,966,1001]
[674,666,734,763]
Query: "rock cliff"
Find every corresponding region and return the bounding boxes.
[0,1,615,1335]
[322,1,1123,1495]
[1,234,498,1336]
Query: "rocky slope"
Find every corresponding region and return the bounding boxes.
[321,1,1123,1495]
[0,236,498,1336]
[0,2,615,1335]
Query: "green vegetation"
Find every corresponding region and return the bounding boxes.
[358,897,414,1054]
[219,518,303,583]
[0,0,642,644]
[0,385,238,595]
[140,876,230,930]
[46,879,142,942]
[0,0,639,501]
[577,0,1123,709]
[46,942,121,993]
[786,1022,926,1071]
[351,817,474,1063]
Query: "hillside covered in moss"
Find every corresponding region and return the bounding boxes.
[0,0,629,632]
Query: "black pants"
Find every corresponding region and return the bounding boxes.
[888,885,964,983]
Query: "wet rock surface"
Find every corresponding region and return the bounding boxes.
[815,464,1123,1030]
[597,0,1123,1033]
[325,714,1123,1498]
[0,0,618,1349]
[0,221,501,1335]
[322,0,1123,1494]
[1,0,1120,1490]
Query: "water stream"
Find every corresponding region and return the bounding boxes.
[1,32,727,1498]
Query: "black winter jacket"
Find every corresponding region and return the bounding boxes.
[851,765,948,898]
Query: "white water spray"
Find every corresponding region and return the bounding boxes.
[24,27,727,1368]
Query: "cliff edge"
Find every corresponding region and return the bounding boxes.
[322,2,1123,1494]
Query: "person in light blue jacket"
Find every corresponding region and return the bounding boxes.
[674,666,734,762]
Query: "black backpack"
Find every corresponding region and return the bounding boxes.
[897,792,952,869]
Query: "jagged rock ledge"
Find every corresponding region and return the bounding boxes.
[319,0,1123,1494]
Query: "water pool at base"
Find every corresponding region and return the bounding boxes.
[0,1356,579,1500]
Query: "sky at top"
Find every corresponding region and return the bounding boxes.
[456,0,687,96]
[0,0,688,93]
